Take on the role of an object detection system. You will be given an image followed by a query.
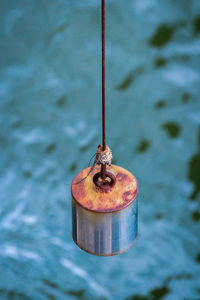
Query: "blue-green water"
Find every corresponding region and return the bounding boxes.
[0,0,200,299]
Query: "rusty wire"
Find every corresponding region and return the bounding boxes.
[101,0,106,181]
[102,0,106,151]
[70,0,113,189]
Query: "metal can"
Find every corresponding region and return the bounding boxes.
[71,164,138,256]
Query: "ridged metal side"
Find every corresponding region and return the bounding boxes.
[72,198,138,256]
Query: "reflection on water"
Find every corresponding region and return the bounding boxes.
[0,0,200,299]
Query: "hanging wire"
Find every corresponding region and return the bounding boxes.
[70,0,116,191]
[70,0,114,188]
[102,0,106,151]
[101,0,106,181]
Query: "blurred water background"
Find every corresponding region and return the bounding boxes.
[0,0,200,299]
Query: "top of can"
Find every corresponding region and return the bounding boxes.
[71,164,138,213]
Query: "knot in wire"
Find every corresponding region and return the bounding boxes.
[94,145,112,166]
[93,144,115,192]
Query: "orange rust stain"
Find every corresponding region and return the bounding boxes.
[116,172,129,182]
[122,189,138,203]
[72,182,86,200]
[86,200,93,210]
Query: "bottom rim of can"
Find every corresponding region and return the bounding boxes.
[72,235,137,257]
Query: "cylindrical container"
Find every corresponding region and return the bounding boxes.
[71,164,138,256]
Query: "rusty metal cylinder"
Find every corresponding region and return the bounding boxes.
[71,164,138,256]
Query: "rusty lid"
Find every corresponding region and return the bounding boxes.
[71,164,138,213]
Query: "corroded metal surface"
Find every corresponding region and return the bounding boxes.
[71,164,138,213]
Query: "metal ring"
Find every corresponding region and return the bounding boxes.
[93,171,116,192]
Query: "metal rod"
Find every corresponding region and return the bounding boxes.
[101,163,106,182]
[102,0,106,151]
[100,0,107,182]
[101,0,106,181]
